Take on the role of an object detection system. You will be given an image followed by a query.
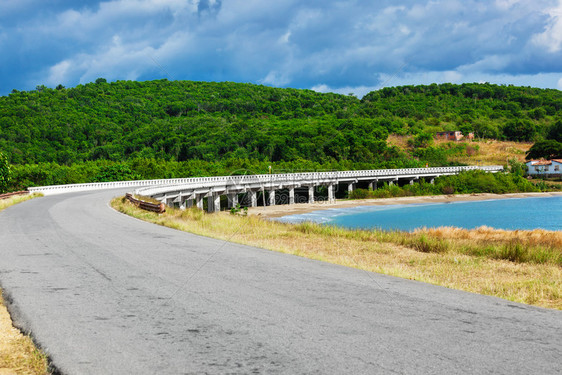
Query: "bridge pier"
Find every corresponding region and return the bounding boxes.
[327,184,335,203]
[195,194,204,210]
[268,190,276,206]
[289,187,295,205]
[129,166,503,213]
[227,193,238,208]
[185,198,193,209]
[207,193,221,213]
[179,195,189,210]
[249,191,258,207]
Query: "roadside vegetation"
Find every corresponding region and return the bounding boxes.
[0,194,49,375]
[112,197,562,310]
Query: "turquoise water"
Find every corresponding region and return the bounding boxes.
[275,196,562,231]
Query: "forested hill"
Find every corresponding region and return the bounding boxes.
[1,80,561,167]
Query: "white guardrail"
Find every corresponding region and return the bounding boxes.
[27,166,504,197]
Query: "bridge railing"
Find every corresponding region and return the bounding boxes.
[135,166,504,198]
[27,166,504,196]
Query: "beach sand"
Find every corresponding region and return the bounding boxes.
[248,191,562,219]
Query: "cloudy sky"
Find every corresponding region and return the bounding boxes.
[1,0,562,97]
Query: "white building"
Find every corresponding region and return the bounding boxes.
[526,159,562,177]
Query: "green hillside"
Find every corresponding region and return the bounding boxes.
[1,80,560,189]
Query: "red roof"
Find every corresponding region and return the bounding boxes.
[527,159,562,165]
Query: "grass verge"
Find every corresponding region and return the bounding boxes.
[0,194,50,375]
[112,197,562,310]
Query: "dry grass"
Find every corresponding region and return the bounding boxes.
[0,194,50,375]
[443,139,531,165]
[420,226,562,249]
[112,197,562,310]
[0,292,49,375]
[387,134,531,165]
[0,194,39,212]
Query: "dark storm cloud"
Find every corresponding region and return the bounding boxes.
[1,0,561,96]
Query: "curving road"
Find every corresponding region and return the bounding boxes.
[0,190,560,374]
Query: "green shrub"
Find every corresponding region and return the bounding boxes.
[0,151,10,193]
[349,188,371,199]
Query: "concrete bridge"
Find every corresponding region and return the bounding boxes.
[133,166,504,213]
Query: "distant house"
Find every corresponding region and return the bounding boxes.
[526,159,562,177]
[435,131,474,141]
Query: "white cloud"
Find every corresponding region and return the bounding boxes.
[495,0,522,10]
[458,55,511,73]
[443,71,463,82]
[261,71,291,86]
[279,31,291,44]
[532,0,562,52]
[47,60,72,85]
[558,77,562,89]
[311,84,378,98]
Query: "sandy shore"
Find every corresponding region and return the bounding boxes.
[248,191,562,218]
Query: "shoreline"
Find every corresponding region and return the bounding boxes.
[248,191,562,219]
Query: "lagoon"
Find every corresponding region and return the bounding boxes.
[275,196,562,232]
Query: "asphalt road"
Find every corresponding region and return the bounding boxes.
[0,190,560,374]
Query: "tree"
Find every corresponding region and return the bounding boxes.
[408,132,433,149]
[0,151,11,193]
[547,120,562,142]
[525,140,562,160]
[503,119,536,142]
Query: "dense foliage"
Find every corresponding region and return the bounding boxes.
[525,120,562,160]
[362,83,561,141]
[2,80,560,164]
[1,80,560,188]
[0,151,10,193]
[526,140,562,160]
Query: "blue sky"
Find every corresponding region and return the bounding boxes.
[1,0,562,97]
